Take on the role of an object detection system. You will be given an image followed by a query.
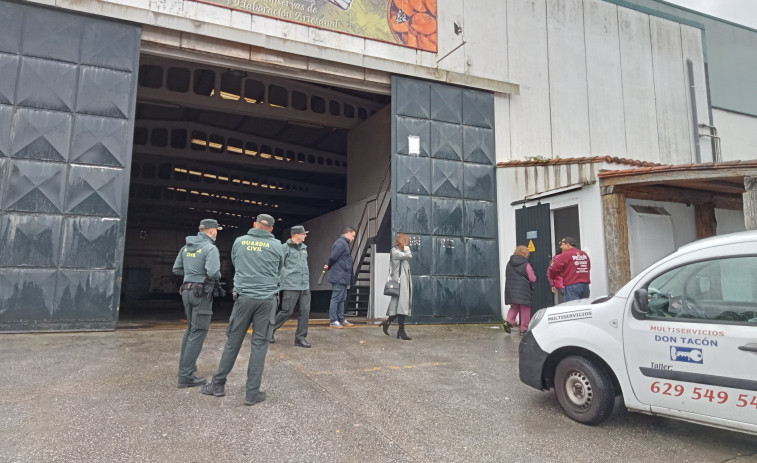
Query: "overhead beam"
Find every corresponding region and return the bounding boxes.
[602,184,743,210]
[127,197,331,218]
[600,167,757,187]
[131,156,344,200]
[134,120,347,175]
[129,176,343,202]
[138,54,385,130]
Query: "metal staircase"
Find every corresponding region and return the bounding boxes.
[345,162,391,317]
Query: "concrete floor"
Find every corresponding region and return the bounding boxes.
[2,323,756,463]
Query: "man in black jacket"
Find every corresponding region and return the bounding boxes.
[324,226,356,328]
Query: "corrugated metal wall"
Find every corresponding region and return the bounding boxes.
[391,76,500,323]
[0,2,140,331]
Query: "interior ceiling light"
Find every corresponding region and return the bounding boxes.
[219,91,241,101]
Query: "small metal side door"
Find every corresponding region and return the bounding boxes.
[515,203,552,311]
[623,251,757,426]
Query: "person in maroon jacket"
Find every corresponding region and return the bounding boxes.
[547,236,591,301]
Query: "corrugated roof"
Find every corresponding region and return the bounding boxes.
[597,160,757,179]
[496,156,657,168]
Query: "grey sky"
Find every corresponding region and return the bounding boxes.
[664,0,757,29]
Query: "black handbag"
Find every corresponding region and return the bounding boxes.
[383,278,400,297]
[384,261,401,297]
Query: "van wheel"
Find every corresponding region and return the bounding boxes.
[554,356,614,425]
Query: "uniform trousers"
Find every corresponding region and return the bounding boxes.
[178,290,213,379]
[271,289,311,342]
[211,294,275,396]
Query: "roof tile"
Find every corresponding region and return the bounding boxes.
[496,156,656,168]
[597,159,757,179]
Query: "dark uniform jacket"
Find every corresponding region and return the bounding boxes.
[327,235,353,286]
[231,228,284,299]
[280,239,309,291]
[172,232,221,283]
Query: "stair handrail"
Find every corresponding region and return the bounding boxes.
[351,161,391,279]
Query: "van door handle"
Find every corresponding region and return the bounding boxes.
[738,344,757,352]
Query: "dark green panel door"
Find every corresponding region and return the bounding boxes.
[0,2,140,331]
[515,203,553,311]
[391,76,499,323]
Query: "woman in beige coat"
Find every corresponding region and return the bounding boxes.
[379,233,413,340]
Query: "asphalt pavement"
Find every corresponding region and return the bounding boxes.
[2,323,756,463]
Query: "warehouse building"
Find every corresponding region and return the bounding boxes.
[0,0,755,331]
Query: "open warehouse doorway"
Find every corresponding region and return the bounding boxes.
[119,55,391,327]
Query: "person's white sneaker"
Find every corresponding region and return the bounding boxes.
[329,321,343,329]
[340,320,354,327]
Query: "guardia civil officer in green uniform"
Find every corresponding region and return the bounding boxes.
[269,225,312,348]
[200,214,283,406]
[172,218,222,389]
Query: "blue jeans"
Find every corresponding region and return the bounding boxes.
[329,283,347,323]
[564,283,590,301]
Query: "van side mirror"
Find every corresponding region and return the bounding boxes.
[632,288,649,320]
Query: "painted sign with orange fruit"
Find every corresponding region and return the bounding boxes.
[197,0,438,52]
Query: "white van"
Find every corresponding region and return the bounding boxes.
[519,230,757,435]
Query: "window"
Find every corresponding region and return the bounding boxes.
[167,67,190,93]
[645,256,757,325]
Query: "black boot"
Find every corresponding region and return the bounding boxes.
[396,315,411,341]
[379,315,396,336]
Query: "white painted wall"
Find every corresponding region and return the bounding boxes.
[39,0,515,90]
[713,109,757,162]
[507,0,553,157]
[497,167,608,315]
[625,198,697,277]
[501,0,710,164]
[39,0,732,168]
[619,7,660,161]
[347,105,391,204]
[302,198,368,291]
[372,252,391,319]
[716,208,746,235]
[585,0,626,156]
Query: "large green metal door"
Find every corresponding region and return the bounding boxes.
[391,76,499,323]
[0,2,140,331]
